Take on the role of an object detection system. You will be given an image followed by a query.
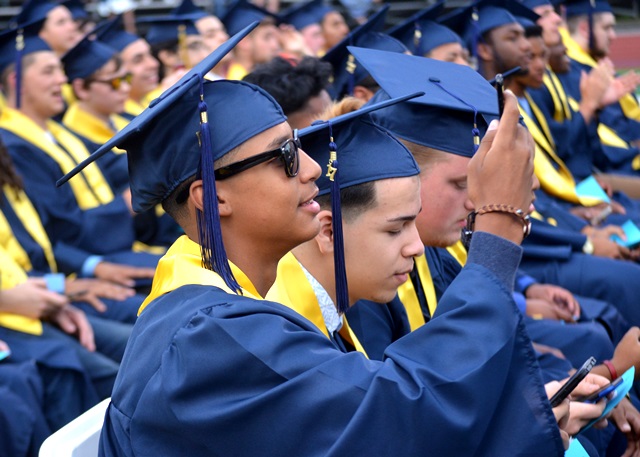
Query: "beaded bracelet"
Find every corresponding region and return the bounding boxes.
[461,204,532,249]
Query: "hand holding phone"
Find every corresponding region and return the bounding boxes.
[550,357,597,407]
[576,377,624,403]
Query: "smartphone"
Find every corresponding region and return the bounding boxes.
[590,205,612,226]
[576,377,624,403]
[549,356,597,407]
[495,73,505,118]
[0,349,11,361]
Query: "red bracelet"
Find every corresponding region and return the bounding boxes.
[603,360,618,380]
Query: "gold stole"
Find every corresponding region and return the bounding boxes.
[0,245,43,335]
[446,241,468,265]
[518,94,601,206]
[397,254,435,331]
[0,109,114,210]
[140,235,260,313]
[267,252,368,357]
[561,27,640,122]
[62,104,129,153]
[226,62,249,81]
[1,186,57,273]
[543,69,572,123]
[141,87,164,108]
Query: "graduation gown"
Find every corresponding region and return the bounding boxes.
[100,233,565,456]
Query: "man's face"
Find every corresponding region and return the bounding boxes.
[533,4,562,46]
[196,16,230,54]
[301,24,326,56]
[548,41,570,74]
[416,153,473,248]
[486,23,531,75]
[184,35,210,68]
[591,12,616,58]
[251,24,281,64]
[516,36,548,89]
[80,59,130,116]
[39,6,80,55]
[427,42,469,66]
[343,176,423,304]
[120,39,159,101]
[21,51,68,118]
[217,122,322,256]
[321,12,349,50]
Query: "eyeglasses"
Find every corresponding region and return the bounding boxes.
[214,130,301,180]
[89,73,133,91]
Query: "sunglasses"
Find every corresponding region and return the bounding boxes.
[90,73,133,91]
[214,130,301,180]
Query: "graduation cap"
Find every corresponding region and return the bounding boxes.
[62,33,116,80]
[57,22,284,294]
[298,92,422,313]
[349,46,500,157]
[13,0,59,28]
[172,0,209,20]
[0,19,51,109]
[386,1,459,56]
[138,15,201,46]
[564,0,613,52]
[517,0,552,8]
[322,6,407,100]
[221,0,280,36]
[93,15,139,52]
[63,0,88,20]
[280,0,334,31]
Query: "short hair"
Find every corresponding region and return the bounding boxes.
[243,56,332,115]
[0,54,37,96]
[524,24,543,39]
[399,138,450,174]
[315,180,377,223]
[0,138,23,193]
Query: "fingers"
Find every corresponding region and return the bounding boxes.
[488,90,521,155]
[81,295,107,313]
[67,307,95,352]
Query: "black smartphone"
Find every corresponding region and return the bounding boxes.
[495,73,505,119]
[549,356,597,407]
[576,377,624,403]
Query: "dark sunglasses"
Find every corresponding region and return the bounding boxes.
[90,73,133,91]
[214,130,301,180]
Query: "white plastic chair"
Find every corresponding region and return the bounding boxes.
[39,398,110,457]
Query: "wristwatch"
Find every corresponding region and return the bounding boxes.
[582,238,595,255]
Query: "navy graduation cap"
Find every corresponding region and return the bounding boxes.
[57,22,285,294]
[517,0,553,8]
[13,0,59,27]
[62,33,116,80]
[0,19,51,108]
[138,15,200,45]
[280,0,334,31]
[386,1,459,56]
[63,0,88,20]
[322,5,407,100]
[221,0,280,36]
[93,15,139,52]
[348,46,500,157]
[172,0,209,20]
[298,92,422,314]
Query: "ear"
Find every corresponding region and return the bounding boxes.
[578,19,590,39]
[476,42,493,61]
[189,179,233,217]
[353,85,375,102]
[314,209,334,254]
[71,78,88,101]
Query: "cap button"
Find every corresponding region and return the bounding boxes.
[428,76,440,83]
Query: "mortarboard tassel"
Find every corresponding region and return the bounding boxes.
[588,0,595,53]
[196,77,242,294]
[178,23,191,69]
[430,77,481,152]
[325,121,350,315]
[470,8,481,76]
[15,29,24,109]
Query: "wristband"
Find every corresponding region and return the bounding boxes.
[603,359,618,380]
[461,204,532,249]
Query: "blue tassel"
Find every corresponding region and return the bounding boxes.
[195,78,241,294]
[471,9,482,77]
[326,122,350,315]
[588,8,595,53]
[15,29,24,110]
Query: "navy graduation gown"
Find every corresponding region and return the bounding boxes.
[100,233,564,456]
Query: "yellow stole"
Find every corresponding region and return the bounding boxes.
[140,235,260,314]
[543,69,573,123]
[561,27,640,122]
[518,94,602,206]
[123,99,145,117]
[446,241,468,265]
[0,108,114,210]
[226,62,249,81]
[397,253,434,331]
[267,252,368,356]
[141,87,164,109]
[0,245,43,335]
[62,104,129,152]
[1,186,57,273]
